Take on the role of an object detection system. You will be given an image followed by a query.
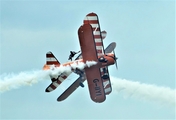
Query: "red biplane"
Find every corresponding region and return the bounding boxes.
[43,13,118,103]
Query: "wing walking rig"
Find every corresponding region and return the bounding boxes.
[43,12,118,103]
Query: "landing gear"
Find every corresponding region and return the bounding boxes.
[101,68,109,79]
[74,68,84,75]
[102,73,109,79]
[74,68,85,88]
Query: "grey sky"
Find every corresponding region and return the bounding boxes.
[0,0,175,119]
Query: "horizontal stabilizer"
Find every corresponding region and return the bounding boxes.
[45,81,60,92]
[45,72,70,92]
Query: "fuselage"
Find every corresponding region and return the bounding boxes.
[43,53,115,70]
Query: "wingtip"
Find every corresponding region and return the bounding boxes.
[46,51,52,54]
[57,96,66,102]
[57,97,62,102]
[45,89,50,92]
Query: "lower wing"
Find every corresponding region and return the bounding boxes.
[57,75,86,101]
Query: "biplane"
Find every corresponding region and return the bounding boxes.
[43,13,118,103]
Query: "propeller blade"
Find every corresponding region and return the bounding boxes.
[115,61,118,70]
[113,50,118,70]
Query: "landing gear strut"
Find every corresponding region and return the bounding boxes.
[74,68,85,88]
[101,67,109,79]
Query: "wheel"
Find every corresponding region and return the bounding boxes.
[102,74,109,79]
[79,82,84,87]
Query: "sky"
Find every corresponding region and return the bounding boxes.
[0,0,175,119]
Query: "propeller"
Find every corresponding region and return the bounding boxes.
[113,50,118,69]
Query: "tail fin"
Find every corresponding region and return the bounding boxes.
[44,52,64,92]
[46,51,60,66]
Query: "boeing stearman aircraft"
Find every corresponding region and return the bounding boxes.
[43,13,118,103]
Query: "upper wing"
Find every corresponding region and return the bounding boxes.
[75,31,107,60]
[84,13,115,96]
[84,13,105,56]
[78,23,105,103]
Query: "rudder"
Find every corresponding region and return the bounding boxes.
[46,51,60,66]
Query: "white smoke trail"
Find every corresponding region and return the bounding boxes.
[0,70,50,92]
[3,61,174,107]
[70,60,97,69]
[111,76,175,106]
[50,60,97,76]
[86,61,97,67]
[0,61,97,92]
